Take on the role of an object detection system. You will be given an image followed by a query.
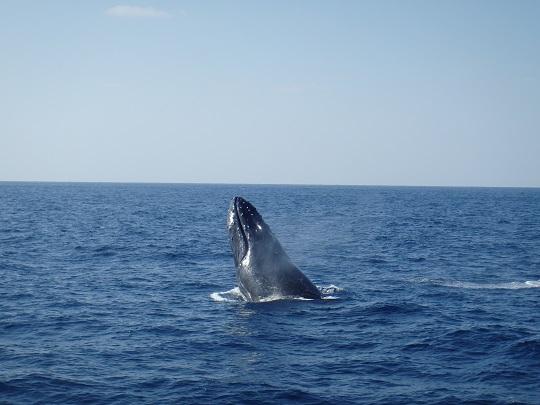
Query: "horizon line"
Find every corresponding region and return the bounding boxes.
[0,180,538,190]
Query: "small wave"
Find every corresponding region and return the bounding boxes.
[509,339,540,361]
[411,278,540,290]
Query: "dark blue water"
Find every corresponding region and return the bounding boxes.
[1,183,539,404]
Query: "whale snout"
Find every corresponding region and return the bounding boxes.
[228,196,272,265]
[231,197,269,238]
[228,198,247,265]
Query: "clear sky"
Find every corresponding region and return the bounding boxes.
[1,1,539,187]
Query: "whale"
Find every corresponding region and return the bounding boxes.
[227,197,322,302]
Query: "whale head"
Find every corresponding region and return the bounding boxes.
[227,197,273,267]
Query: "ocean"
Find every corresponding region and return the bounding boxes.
[1,182,539,404]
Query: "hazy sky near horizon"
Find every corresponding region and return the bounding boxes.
[1,1,539,187]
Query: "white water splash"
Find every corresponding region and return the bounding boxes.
[319,284,343,296]
[211,285,343,302]
[210,287,245,302]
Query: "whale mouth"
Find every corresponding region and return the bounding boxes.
[234,197,249,248]
[228,197,272,266]
[227,197,252,266]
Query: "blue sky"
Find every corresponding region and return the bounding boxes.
[1,1,539,186]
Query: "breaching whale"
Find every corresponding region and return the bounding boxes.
[227,197,322,302]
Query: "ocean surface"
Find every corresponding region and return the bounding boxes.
[1,183,539,404]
